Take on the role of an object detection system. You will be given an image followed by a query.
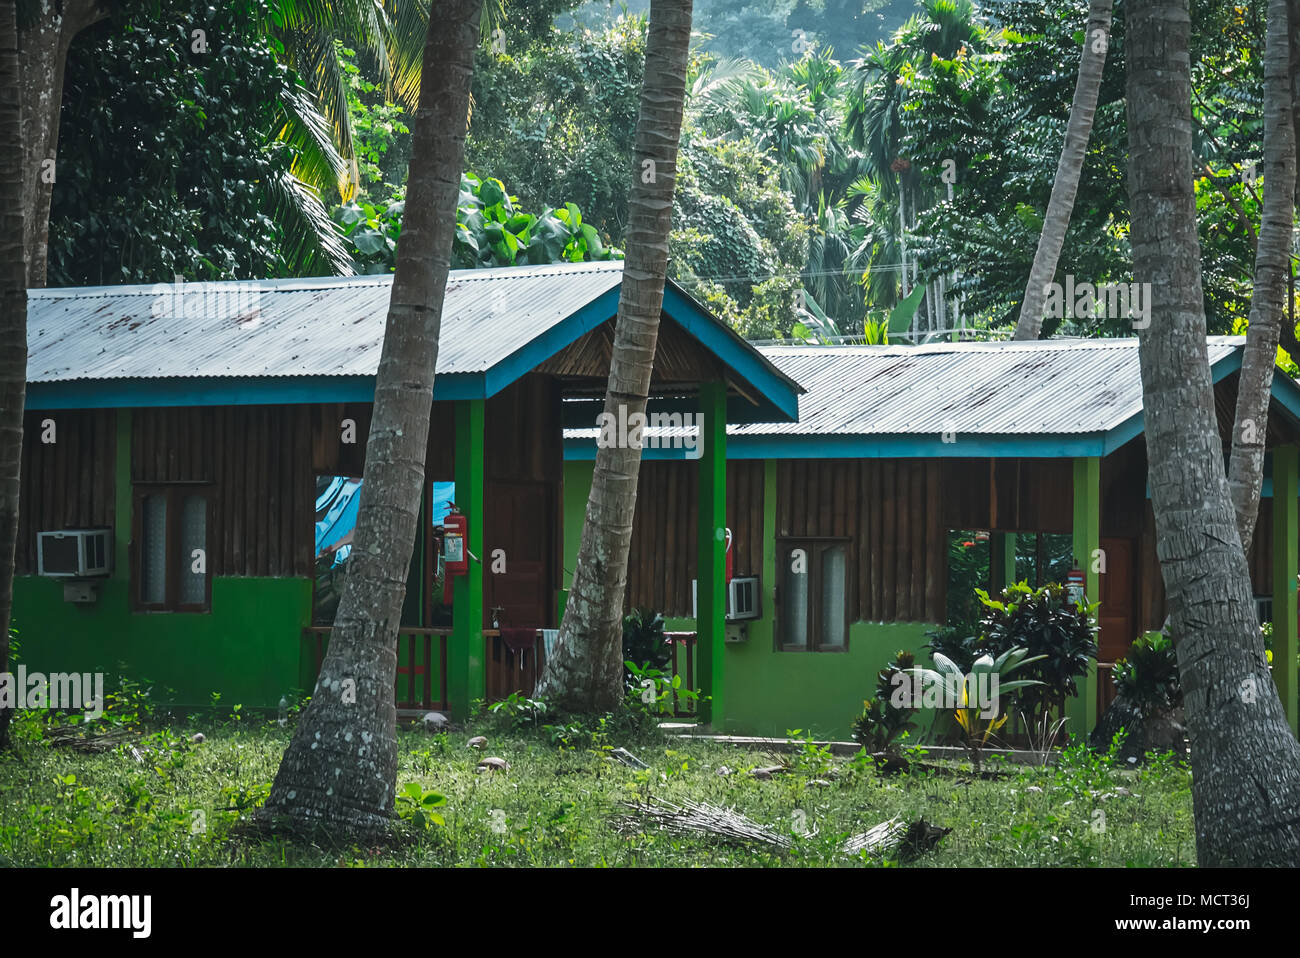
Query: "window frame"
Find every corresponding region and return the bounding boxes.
[775,536,852,653]
[131,483,213,613]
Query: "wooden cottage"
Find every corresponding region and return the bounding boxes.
[16,262,802,721]
[564,338,1300,739]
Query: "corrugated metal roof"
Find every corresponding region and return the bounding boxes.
[27,261,625,382]
[567,337,1245,440]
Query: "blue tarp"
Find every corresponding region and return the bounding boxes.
[314,479,456,569]
[315,477,361,567]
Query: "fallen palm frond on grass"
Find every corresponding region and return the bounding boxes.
[614,797,794,849]
[615,797,951,860]
[44,725,134,752]
[842,817,952,859]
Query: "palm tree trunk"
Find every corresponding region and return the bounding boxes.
[1128,0,1300,865]
[1227,0,1296,553]
[0,0,26,751]
[1013,0,1112,341]
[258,0,481,837]
[17,0,106,289]
[534,0,694,713]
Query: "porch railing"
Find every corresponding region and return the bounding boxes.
[666,631,697,718]
[302,625,451,713]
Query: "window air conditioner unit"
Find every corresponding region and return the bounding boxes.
[691,576,761,622]
[37,529,113,578]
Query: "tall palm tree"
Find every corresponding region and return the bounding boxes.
[1227,0,1297,550]
[0,0,25,750]
[535,0,695,712]
[1128,0,1300,865]
[259,0,483,836]
[1012,0,1113,341]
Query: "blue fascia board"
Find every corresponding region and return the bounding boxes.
[661,284,802,422]
[27,373,488,409]
[564,431,1109,461]
[1103,346,1246,454]
[480,286,621,399]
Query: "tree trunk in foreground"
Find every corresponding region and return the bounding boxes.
[1227,0,1296,553]
[1128,0,1300,866]
[258,0,480,837]
[0,0,26,751]
[18,0,105,289]
[1012,0,1112,341]
[534,0,694,713]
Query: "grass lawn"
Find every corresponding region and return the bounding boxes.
[0,704,1196,867]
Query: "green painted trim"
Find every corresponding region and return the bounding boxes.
[696,382,727,727]
[990,531,1016,592]
[1272,445,1299,737]
[114,410,131,583]
[449,399,486,718]
[1069,456,1101,736]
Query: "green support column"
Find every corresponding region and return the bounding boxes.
[1272,445,1299,737]
[989,531,1017,593]
[449,399,486,719]
[1068,456,1102,737]
[696,382,727,729]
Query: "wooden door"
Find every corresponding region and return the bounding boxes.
[484,479,554,700]
[1097,536,1136,715]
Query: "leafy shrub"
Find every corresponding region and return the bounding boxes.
[1112,630,1181,716]
[851,651,919,757]
[975,582,1099,729]
[622,609,671,688]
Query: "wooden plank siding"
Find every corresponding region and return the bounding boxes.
[776,458,946,623]
[132,406,315,577]
[17,409,117,574]
[625,459,765,617]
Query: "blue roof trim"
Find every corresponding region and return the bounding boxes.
[480,285,621,399]
[25,373,491,409]
[662,284,802,422]
[1102,347,1250,454]
[28,278,803,420]
[565,431,1109,460]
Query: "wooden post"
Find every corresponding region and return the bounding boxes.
[1272,444,1299,737]
[1068,456,1102,736]
[114,410,132,583]
[449,399,485,719]
[696,382,727,729]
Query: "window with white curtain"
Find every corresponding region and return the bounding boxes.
[776,538,851,652]
[134,485,211,611]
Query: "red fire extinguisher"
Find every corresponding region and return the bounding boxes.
[725,527,734,585]
[442,505,469,605]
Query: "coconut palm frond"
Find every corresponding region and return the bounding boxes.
[261,168,356,277]
[276,81,356,202]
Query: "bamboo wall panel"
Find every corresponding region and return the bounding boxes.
[775,458,945,623]
[625,459,764,616]
[133,405,314,577]
[17,410,116,574]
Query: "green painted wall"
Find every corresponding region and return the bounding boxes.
[13,408,315,710]
[564,457,941,739]
[13,575,312,708]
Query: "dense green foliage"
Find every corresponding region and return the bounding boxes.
[48,0,351,285]
[1113,630,1182,717]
